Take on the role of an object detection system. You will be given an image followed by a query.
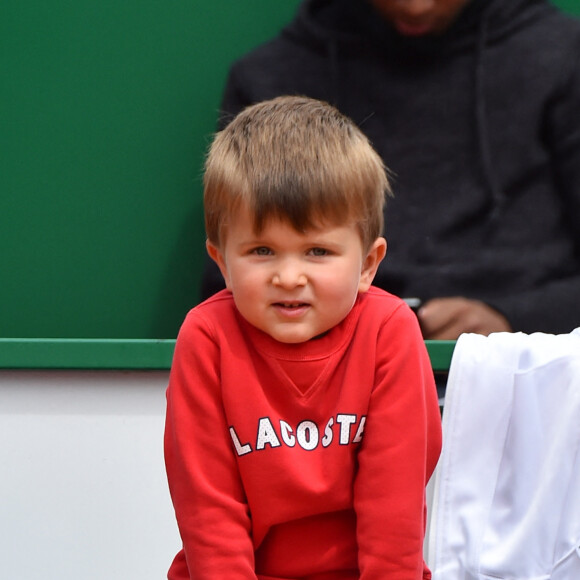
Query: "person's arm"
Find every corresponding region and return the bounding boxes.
[416,36,580,339]
[418,67,580,340]
[491,45,580,335]
[164,311,256,579]
[355,306,442,578]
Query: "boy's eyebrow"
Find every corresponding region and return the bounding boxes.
[233,234,273,247]
[252,229,353,246]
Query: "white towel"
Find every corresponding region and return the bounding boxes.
[428,329,580,579]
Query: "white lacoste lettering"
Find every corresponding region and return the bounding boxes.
[229,413,366,456]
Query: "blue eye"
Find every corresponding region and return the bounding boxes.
[252,247,272,256]
[310,247,329,256]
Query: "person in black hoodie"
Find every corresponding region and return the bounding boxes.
[201,0,580,339]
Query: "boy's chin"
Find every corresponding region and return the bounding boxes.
[265,325,329,344]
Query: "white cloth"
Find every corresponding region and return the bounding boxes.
[428,329,580,579]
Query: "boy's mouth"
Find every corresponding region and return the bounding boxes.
[272,302,311,317]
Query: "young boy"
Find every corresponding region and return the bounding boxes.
[164,96,442,579]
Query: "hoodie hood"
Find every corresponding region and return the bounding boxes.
[281,0,556,216]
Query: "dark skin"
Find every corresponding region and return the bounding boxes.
[418,297,512,340]
[365,0,513,339]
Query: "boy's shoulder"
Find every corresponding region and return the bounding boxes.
[178,290,238,336]
[357,286,422,333]
[361,286,411,313]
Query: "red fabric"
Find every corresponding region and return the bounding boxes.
[164,288,441,579]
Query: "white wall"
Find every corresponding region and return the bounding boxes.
[0,370,181,580]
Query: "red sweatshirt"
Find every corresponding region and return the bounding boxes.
[164,287,442,579]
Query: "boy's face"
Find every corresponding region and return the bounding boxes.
[368,0,470,37]
[207,206,386,344]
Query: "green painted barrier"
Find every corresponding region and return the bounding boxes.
[0,339,455,371]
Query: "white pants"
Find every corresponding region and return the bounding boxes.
[428,330,580,579]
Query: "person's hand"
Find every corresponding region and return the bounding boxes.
[417,297,512,340]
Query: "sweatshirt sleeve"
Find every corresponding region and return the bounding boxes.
[490,42,580,335]
[354,305,442,579]
[164,311,257,579]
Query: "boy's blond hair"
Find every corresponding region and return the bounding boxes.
[204,96,391,250]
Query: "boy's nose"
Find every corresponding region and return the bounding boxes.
[272,260,308,288]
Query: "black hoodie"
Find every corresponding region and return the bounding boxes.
[204,0,580,334]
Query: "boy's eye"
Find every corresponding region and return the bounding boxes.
[252,246,272,256]
[309,247,329,257]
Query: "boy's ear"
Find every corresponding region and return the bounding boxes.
[206,239,231,289]
[358,237,387,293]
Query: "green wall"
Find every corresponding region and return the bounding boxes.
[558,0,580,15]
[1,0,577,339]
